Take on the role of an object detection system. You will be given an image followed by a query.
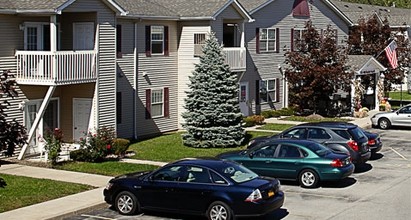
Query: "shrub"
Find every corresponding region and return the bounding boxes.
[44,128,63,165]
[112,138,130,157]
[278,107,295,116]
[261,110,274,118]
[75,127,116,162]
[69,149,89,162]
[243,115,265,127]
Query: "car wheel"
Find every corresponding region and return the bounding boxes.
[115,191,140,215]
[378,118,391,130]
[299,169,319,188]
[207,201,233,220]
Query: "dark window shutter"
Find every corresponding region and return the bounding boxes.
[276,28,280,53]
[256,28,260,54]
[164,87,169,118]
[291,28,294,52]
[145,89,151,119]
[255,80,260,105]
[164,26,169,56]
[293,0,310,17]
[145,26,151,57]
[276,78,280,102]
[334,29,338,44]
[116,25,122,58]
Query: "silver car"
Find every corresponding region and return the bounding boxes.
[371,104,411,129]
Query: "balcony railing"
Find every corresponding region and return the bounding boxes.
[15,50,97,85]
[223,47,246,71]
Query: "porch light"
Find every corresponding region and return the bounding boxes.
[19,23,25,31]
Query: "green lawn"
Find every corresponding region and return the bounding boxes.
[128,131,274,162]
[0,174,94,213]
[257,123,294,131]
[281,115,351,122]
[54,161,159,176]
[388,91,411,101]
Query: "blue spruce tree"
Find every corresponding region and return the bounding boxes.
[182,32,245,148]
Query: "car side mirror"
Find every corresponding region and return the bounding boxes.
[249,152,254,159]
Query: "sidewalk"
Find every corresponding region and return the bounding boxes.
[0,111,377,220]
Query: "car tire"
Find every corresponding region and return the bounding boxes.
[378,118,391,130]
[115,191,140,215]
[207,201,233,220]
[299,169,319,188]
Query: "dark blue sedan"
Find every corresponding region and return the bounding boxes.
[103,158,284,219]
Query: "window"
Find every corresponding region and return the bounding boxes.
[291,28,306,51]
[194,33,206,57]
[259,79,279,103]
[145,25,169,56]
[116,25,122,58]
[186,166,211,183]
[259,28,276,52]
[152,165,184,182]
[278,145,302,158]
[24,22,60,51]
[145,88,169,119]
[256,28,279,53]
[116,92,122,124]
[307,128,331,139]
[283,128,307,139]
[254,144,279,158]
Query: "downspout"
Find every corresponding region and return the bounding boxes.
[133,22,138,140]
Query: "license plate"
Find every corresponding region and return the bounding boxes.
[268,190,275,197]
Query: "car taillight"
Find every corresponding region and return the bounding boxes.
[368,139,376,146]
[245,189,262,202]
[331,159,344,167]
[347,140,359,151]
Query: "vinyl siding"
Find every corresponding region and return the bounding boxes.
[116,19,136,138]
[136,21,179,138]
[211,5,243,44]
[245,0,350,113]
[177,22,211,128]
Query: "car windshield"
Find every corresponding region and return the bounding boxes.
[306,142,332,157]
[219,163,258,183]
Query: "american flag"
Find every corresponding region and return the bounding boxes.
[385,40,398,69]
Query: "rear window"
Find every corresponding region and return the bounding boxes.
[306,142,332,157]
[332,129,351,139]
[349,127,366,140]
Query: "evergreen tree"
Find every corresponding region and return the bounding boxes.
[182,32,244,148]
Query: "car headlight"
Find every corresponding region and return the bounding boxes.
[105,182,113,190]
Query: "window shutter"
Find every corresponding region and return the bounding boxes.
[256,28,260,54]
[334,29,338,44]
[145,89,151,119]
[164,87,169,118]
[164,26,169,56]
[291,28,294,52]
[255,80,260,105]
[276,78,280,102]
[145,26,151,57]
[276,28,280,53]
[116,25,122,58]
[293,0,310,17]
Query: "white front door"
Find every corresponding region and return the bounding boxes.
[73,98,92,141]
[239,82,250,116]
[73,22,94,50]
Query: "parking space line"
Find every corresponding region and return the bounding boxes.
[80,214,116,220]
[390,147,408,160]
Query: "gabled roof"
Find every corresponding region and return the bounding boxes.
[330,0,411,27]
[347,55,387,75]
[117,0,253,21]
[0,0,127,15]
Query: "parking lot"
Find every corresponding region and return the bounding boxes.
[66,128,411,220]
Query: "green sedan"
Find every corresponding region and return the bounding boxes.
[218,139,354,188]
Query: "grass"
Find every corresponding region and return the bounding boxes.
[54,161,160,176]
[281,115,351,122]
[128,131,274,162]
[388,91,411,101]
[257,123,294,131]
[0,174,94,213]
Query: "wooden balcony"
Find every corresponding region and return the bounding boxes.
[223,47,246,72]
[15,50,97,85]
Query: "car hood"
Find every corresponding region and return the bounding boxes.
[111,171,152,182]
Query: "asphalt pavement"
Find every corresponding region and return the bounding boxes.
[0,111,377,220]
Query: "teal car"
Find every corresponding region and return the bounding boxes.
[218,139,354,188]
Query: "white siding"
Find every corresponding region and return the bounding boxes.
[177,23,211,128]
[136,21,179,137]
